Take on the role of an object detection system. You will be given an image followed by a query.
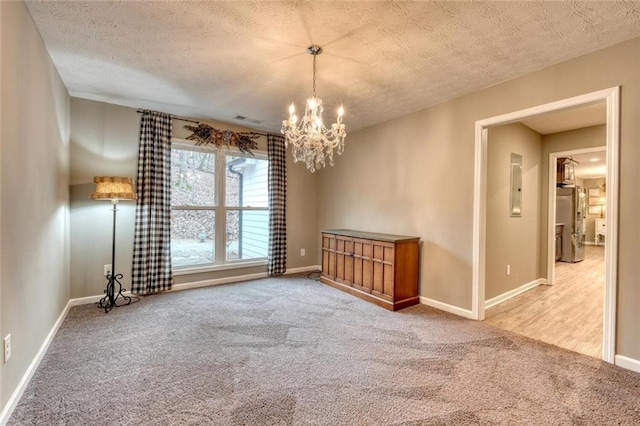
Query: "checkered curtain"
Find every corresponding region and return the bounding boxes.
[131,111,173,294]
[268,134,287,275]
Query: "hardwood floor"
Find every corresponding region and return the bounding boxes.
[485,245,604,358]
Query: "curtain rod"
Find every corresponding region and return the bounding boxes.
[136,109,198,124]
[136,109,271,137]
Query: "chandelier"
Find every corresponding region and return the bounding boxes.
[281,45,346,173]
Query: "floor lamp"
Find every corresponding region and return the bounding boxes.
[90,176,137,313]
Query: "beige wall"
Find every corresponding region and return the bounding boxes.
[1,1,70,408]
[486,124,542,300]
[70,98,318,298]
[70,100,140,297]
[583,177,607,243]
[483,123,604,300]
[540,125,606,275]
[318,37,640,360]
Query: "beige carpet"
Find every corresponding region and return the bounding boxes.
[9,274,640,425]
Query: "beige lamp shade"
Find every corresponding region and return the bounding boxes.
[89,176,137,201]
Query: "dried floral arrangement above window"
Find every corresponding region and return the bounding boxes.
[184,123,259,155]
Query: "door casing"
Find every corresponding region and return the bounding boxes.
[472,87,619,363]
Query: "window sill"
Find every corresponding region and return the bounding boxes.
[172,260,267,276]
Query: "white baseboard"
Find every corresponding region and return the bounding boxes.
[0,300,72,426]
[69,294,107,306]
[485,278,545,310]
[419,297,475,319]
[584,241,595,246]
[172,265,321,292]
[286,265,321,274]
[615,355,640,374]
[70,265,322,306]
[172,272,269,292]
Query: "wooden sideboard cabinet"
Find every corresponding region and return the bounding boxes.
[320,229,420,311]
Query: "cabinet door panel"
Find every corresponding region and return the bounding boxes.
[335,236,353,284]
[335,235,344,281]
[371,240,394,299]
[322,234,336,279]
[345,254,354,284]
[353,257,363,286]
[336,251,345,282]
[373,244,383,261]
[372,261,384,295]
[344,238,354,284]
[352,238,372,292]
[353,240,363,256]
[384,246,394,262]
[363,241,372,258]
[352,240,363,288]
[328,251,336,277]
[322,249,329,275]
[322,234,331,249]
[383,263,394,298]
[362,257,372,290]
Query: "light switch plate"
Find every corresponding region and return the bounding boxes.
[4,334,11,363]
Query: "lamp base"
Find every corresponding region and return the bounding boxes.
[98,273,132,313]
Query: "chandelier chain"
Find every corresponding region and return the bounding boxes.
[312,54,317,98]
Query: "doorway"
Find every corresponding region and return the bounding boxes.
[547,148,606,285]
[484,145,606,358]
[472,87,619,363]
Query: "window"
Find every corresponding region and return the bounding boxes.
[170,142,269,269]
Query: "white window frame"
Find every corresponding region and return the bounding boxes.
[171,138,268,274]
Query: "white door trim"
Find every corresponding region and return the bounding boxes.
[472,86,619,364]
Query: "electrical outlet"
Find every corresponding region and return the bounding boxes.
[104,264,112,277]
[301,248,306,256]
[4,334,11,363]
[506,265,511,276]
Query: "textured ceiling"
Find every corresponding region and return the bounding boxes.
[25,1,640,133]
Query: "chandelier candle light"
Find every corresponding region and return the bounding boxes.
[281,45,346,173]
